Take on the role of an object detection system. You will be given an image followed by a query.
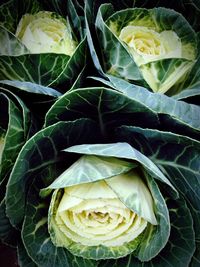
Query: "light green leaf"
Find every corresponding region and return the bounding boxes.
[98,195,194,267]
[0,80,62,97]
[105,170,157,225]
[0,26,28,55]
[135,171,170,261]
[64,142,177,195]
[44,155,135,190]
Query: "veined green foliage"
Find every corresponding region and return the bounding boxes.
[0,0,200,266]
[95,4,197,94]
[0,87,35,247]
[2,85,198,266]
[44,87,200,140]
[0,88,33,186]
[0,0,87,91]
[85,0,200,99]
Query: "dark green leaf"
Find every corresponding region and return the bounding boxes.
[115,126,200,240]
[0,198,19,247]
[6,119,101,227]
[45,87,159,138]
[0,80,62,97]
[17,240,37,267]
[0,0,41,33]
[0,90,32,186]
[108,76,200,140]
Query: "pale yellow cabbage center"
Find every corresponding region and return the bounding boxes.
[15,11,77,56]
[55,173,157,247]
[119,26,181,66]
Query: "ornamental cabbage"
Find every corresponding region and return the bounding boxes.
[16,11,77,56]
[48,155,157,259]
[0,0,86,89]
[2,86,199,266]
[92,5,198,94]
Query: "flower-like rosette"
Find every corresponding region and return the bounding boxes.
[16,11,77,56]
[47,154,158,259]
[98,6,198,93]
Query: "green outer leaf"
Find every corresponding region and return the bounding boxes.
[172,87,200,101]
[6,118,101,228]
[44,87,160,135]
[0,91,28,185]
[68,66,87,91]
[67,0,84,40]
[0,80,62,97]
[95,4,142,81]
[190,240,200,267]
[0,95,24,181]
[45,84,200,141]
[115,126,200,240]
[49,37,87,89]
[0,36,86,89]
[131,0,200,32]
[98,195,195,267]
[45,155,135,189]
[171,33,200,99]
[85,0,104,75]
[108,76,200,139]
[64,142,177,194]
[136,171,170,261]
[17,240,37,267]
[0,53,70,86]
[0,198,19,246]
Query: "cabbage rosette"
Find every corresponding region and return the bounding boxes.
[3,85,199,266]
[93,4,198,94]
[15,11,77,56]
[0,0,86,90]
[46,154,159,259]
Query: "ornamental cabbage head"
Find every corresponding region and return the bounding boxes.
[47,155,159,260]
[15,11,77,56]
[95,6,198,94]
